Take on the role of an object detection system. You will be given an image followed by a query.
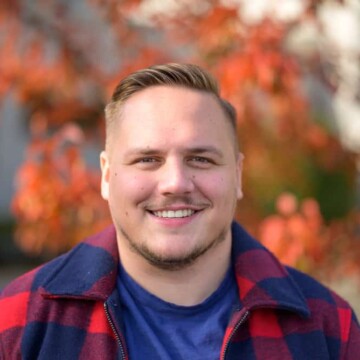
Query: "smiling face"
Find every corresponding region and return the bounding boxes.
[101,86,243,270]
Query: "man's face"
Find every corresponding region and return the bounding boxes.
[101,86,243,270]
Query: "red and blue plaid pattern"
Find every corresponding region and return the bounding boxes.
[1,223,359,359]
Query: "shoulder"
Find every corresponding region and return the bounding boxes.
[286,266,360,349]
[1,225,117,299]
[0,244,76,301]
[0,256,61,332]
[0,238,88,333]
[1,258,53,302]
[0,261,48,358]
[286,266,352,309]
[1,225,118,321]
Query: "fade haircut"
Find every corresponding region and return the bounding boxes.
[104,63,238,150]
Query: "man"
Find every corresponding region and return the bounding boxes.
[1,63,359,359]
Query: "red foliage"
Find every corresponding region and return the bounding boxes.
[258,193,324,268]
[1,0,359,286]
[12,123,111,255]
[258,192,360,283]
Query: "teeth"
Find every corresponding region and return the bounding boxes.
[153,209,195,218]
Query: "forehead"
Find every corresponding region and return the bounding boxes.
[123,85,219,116]
[110,86,236,152]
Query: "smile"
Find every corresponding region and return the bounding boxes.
[152,209,196,218]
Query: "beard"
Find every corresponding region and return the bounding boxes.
[117,224,228,271]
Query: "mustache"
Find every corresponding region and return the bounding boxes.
[141,196,211,210]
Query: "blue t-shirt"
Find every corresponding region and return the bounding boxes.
[116,264,239,360]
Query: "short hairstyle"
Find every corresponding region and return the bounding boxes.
[104,63,238,149]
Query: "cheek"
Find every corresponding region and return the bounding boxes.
[109,172,153,205]
[194,176,226,200]
[198,174,233,200]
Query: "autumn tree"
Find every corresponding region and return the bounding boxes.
[151,0,359,280]
[2,0,360,285]
[1,0,168,255]
[156,0,359,281]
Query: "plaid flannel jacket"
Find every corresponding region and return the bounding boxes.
[1,222,360,359]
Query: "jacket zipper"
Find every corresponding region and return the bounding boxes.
[104,302,126,360]
[221,310,250,360]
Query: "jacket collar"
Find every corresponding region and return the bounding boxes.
[40,225,119,301]
[40,222,310,317]
[231,222,310,317]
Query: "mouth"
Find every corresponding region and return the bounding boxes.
[149,209,197,219]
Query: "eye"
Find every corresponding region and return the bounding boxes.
[188,156,214,168]
[192,156,210,163]
[132,156,162,169]
[138,157,158,163]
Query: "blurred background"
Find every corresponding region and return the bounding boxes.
[1,0,360,315]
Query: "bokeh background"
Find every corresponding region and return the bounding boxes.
[1,0,360,315]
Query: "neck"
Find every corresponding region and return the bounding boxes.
[117,235,232,306]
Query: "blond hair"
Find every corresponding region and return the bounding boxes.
[105,63,237,148]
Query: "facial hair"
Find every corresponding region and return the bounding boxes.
[117,224,229,271]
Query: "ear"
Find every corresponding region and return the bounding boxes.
[236,152,244,200]
[100,151,110,200]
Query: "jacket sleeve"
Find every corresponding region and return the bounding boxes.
[0,270,37,359]
[344,311,360,359]
[0,291,26,360]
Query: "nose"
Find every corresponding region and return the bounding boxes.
[157,158,195,195]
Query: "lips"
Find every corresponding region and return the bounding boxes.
[152,209,195,218]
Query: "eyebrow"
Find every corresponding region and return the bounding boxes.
[124,146,224,158]
[187,146,224,158]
